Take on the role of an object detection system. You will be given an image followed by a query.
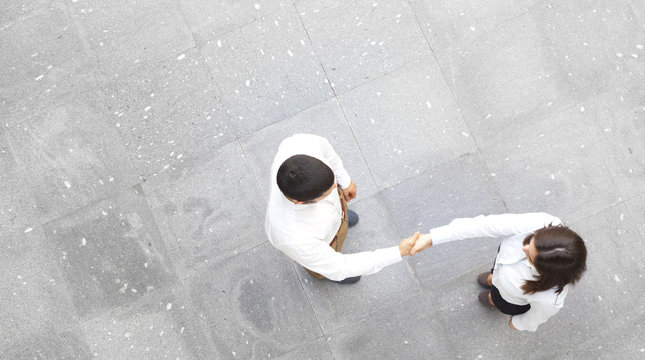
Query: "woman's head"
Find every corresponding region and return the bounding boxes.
[521,225,587,295]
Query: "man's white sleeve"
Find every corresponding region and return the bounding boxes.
[280,237,401,281]
[430,213,562,245]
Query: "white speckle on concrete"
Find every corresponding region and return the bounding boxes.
[177,53,186,60]
[614,274,621,282]
[461,132,469,137]
[166,303,172,310]
[620,213,624,221]
[426,102,432,108]
[579,105,585,112]
[64,181,72,189]
[470,26,476,31]
[35,74,44,81]
[616,52,623,57]
[144,106,151,112]
[81,237,87,246]
[217,40,222,47]
[24,227,34,233]
[545,190,551,195]
[254,3,260,9]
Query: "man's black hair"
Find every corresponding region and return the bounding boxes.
[277,154,335,202]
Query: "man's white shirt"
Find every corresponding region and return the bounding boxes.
[430,213,567,331]
[265,134,401,281]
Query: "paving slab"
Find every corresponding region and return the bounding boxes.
[177,0,290,44]
[480,105,621,223]
[625,194,645,237]
[381,152,507,288]
[568,312,645,360]
[274,337,333,360]
[297,0,431,93]
[3,328,92,360]
[81,287,214,359]
[145,140,267,275]
[7,90,139,223]
[199,5,333,137]
[42,184,176,321]
[581,81,645,199]
[293,194,422,333]
[529,0,645,103]
[409,0,533,53]
[0,226,81,354]
[0,2,98,123]
[338,58,476,189]
[101,47,234,187]
[187,243,322,359]
[240,98,378,203]
[69,0,195,79]
[429,12,577,147]
[326,292,454,360]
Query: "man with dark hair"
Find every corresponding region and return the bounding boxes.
[265,134,419,284]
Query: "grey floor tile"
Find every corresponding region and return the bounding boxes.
[101,48,234,187]
[6,90,139,223]
[0,3,98,124]
[0,131,36,234]
[187,243,322,359]
[581,82,645,199]
[275,337,333,360]
[177,0,290,44]
[0,227,81,354]
[338,59,476,189]
[69,0,195,79]
[297,0,431,92]
[625,194,645,237]
[42,185,176,321]
[529,0,645,103]
[480,106,620,223]
[326,293,454,360]
[573,313,645,360]
[381,152,507,288]
[240,98,378,202]
[410,0,533,52]
[293,194,422,333]
[145,141,267,274]
[3,329,92,360]
[0,1,48,23]
[81,287,214,359]
[432,13,577,147]
[199,5,334,137]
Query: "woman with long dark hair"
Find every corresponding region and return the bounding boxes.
[410,213,587,331]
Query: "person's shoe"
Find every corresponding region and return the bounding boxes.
[478,290,494,307]
[477,272,492,288]
[337,276,361,284]
[347,209,359,228]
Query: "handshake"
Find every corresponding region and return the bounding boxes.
[398,232,432,257]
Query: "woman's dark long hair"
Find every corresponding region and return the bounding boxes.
[521,225,587,295]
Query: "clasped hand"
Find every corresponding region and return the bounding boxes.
[398,232,433,256]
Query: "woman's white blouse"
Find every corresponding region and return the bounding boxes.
[430,213,567,332]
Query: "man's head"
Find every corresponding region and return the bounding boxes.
[277,154,335,203]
